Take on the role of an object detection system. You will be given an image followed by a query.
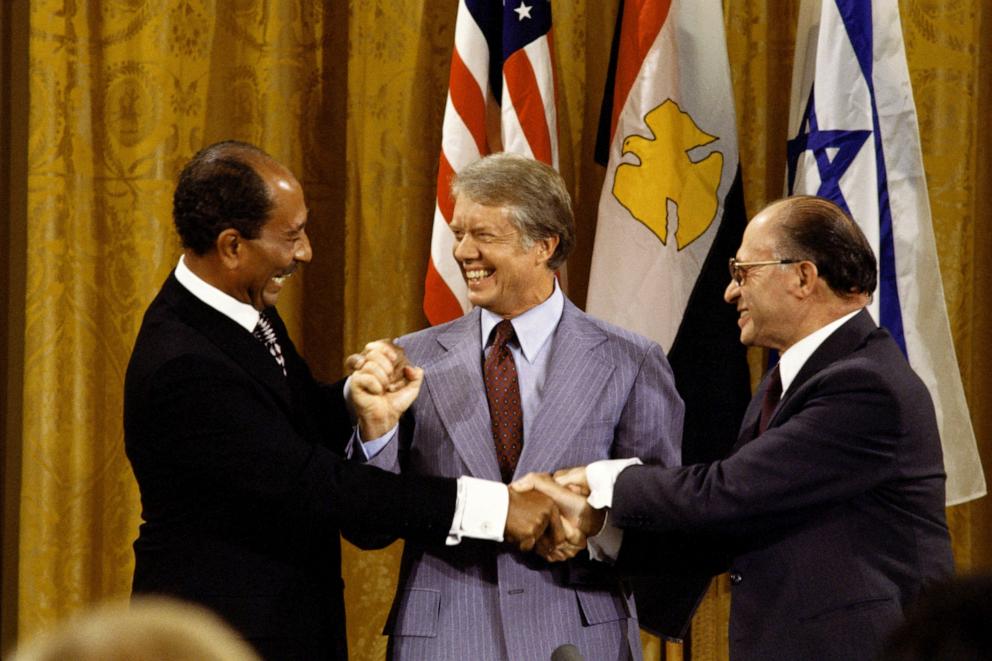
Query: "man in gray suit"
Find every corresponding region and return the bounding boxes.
[352,153,684,660]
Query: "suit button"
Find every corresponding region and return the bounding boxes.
[729,572,742,585]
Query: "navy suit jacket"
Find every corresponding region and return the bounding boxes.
[124,273,457,660]
[612,309,953,661]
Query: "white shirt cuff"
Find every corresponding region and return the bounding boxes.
[587,457,642,509]
[586,511,624,563]
[447,476,508,545]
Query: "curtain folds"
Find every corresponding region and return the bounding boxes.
[3,2,988,660]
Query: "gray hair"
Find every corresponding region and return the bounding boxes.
[450,153,575,270]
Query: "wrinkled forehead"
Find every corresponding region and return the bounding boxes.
[452,197,515,228]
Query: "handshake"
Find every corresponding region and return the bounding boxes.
[504,468,603,562]
[347,340,606,562]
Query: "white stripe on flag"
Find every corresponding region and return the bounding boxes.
[787,0,985,504]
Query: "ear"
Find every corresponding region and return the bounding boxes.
[795,260,819,298]
[215,228,243,269]
[535,235,560,267]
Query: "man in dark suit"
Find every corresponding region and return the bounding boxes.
[123,141,563,661]
[536,196,954,660]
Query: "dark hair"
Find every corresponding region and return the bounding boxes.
[173,140,274,255]
[771,195,877,297]
[451,153,575,270]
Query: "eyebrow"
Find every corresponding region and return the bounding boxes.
[286,215,308,235]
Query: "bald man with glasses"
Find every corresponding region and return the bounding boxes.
[529,195,954,661]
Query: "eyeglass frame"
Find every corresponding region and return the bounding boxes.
[728,258,804,286]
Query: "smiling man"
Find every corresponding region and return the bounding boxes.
[545,195,954,661]
[123,142,564,661]
[353,153,683,660]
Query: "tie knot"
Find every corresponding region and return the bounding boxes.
[254,312,271,333]
[489,320,516,350]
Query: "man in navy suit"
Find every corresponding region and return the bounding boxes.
[542,196,954,661]
[123,141,564,660]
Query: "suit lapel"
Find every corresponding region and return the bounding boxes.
[163,274,293,410]
[738,309,877,444]
[515,300,613,478]
[423,310,503,481]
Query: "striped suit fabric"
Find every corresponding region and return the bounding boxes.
[368,297,684,660]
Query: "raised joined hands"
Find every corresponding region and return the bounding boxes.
[345,339,422,439]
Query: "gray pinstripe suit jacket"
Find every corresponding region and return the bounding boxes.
[368,297,684,661]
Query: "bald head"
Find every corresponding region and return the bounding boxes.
[764,196,877,299]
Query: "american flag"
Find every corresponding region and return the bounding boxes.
[423,0,559,325]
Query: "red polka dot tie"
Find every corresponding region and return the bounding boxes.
[484,320,523,483]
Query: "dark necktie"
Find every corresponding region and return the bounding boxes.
[758,365,782,434]
[483,320,523,483]
[253,312,287,377]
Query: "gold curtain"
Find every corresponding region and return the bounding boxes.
[2,2,989,660]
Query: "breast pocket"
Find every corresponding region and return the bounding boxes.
[383,588,441,638]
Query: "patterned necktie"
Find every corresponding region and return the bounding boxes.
[758,364,782,434]
[253,311,287,377]
[483,320,523,483]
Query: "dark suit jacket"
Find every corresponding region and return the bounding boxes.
[611,310,953,661]
[124,273,457,661]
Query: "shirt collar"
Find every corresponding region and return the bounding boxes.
[479,279,564,364]
[778,308,862,393]
[174,255,261,332]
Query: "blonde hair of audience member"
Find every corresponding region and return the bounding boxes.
[8,596,261,661]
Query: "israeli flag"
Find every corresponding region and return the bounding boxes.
[787,0,985,504]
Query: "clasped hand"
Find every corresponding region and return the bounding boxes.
[506,470,604,563]
[346,340,422,439]
[345,341,604,563]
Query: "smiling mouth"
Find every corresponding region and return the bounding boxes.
[464,268,493,285]
[272,270,296,286]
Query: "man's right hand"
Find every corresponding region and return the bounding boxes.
[347,340,423,439]
[504,487,564,553]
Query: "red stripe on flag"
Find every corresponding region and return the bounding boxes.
[548,30,560,124]
[504,49,554,165]
[610,0,671,140]
[436,153,456,223]
[424,259,464,325]
[448,49,489,156]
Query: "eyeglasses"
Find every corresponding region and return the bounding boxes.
[728,258,803,286]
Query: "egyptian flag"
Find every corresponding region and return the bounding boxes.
[787,0,985,504]
[423,0,559,325]
[586,0,751,641]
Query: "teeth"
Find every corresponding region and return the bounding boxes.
[273,274,290,285]
[465,269,492,281]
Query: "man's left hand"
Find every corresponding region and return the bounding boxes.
[347,340,423,439]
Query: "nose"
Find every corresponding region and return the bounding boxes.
[295,230,313,263]
[452,233,477,262]
[724,278,740,304]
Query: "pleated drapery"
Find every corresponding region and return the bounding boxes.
[2,2,989,660]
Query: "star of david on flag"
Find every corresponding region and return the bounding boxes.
[787,0,985,504]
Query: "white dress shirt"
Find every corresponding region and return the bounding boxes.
[585,308,864,561]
